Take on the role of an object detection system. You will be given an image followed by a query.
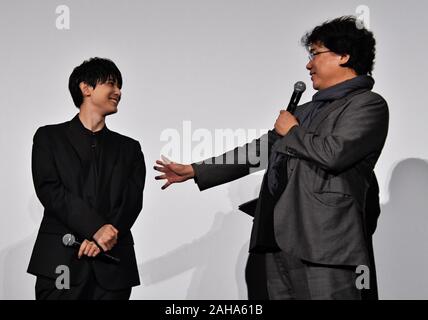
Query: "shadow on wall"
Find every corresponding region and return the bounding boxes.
[0,195,42,300]
[375,158,428,300]
[138,175,264,299]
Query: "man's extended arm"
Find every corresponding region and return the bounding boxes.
[191,130,280,191]
[154,128,281,191]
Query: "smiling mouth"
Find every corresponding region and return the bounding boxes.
[109,98,119,104]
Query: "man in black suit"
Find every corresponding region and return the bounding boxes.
[154,17,389,299]
[28,58,146,300]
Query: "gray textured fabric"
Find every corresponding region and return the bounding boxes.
[267,76,375,198]
[192,87,389,266]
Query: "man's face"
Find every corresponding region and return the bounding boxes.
[306,42,351,90]
[88,80,122,116]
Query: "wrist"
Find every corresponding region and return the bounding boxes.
[187,164,195,178]
[274,128,286,137]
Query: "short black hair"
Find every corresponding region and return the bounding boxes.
[68,57,122,108]
[301,16,376,75]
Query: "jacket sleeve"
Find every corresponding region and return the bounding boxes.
[31,127,107,240]
[111,141,146,235]
[276,93,389,174]
[192,130,280,191]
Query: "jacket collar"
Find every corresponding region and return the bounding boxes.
[65,114,120,189]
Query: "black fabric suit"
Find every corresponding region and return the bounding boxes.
[27,115,145,292]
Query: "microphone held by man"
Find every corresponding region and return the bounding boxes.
[62,233,121,264]
[275,81,306,137]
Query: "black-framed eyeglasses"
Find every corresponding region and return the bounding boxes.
[308,50,331,61]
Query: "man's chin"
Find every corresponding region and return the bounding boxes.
[105,108,118,116]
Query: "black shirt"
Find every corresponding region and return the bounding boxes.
[70,115,107,199]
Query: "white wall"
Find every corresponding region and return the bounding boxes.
[0,0,427,299]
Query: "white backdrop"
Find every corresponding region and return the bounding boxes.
[0,0,427,299]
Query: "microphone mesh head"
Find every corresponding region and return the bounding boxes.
[62,234,75,246]
[294,81,306,93]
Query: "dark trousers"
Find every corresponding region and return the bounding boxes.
[35,268,132,300]
[246,253,270,300]
[265,251,362,300]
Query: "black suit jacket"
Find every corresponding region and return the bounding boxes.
[27,116,146,290]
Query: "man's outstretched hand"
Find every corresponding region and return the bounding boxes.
[154,157,195,190]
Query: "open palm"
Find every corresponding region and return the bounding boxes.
[154,159,195,189]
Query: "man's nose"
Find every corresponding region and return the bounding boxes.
[306,60,312,70]
[113,88,122,101]
[114,86,121,95]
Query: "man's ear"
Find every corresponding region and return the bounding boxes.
[79,82,92,97]
[339,53,351,65]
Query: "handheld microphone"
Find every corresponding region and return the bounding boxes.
[62,233,120,264]
[287,81,306,114]
[272,81,306,137]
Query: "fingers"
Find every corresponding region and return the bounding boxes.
[97,237,117,252]
[154,162,173,183]
[154,166,166,173]
[97,241,109,252]
[102,227,118,251]
[155,159,176,170]
[161,181,171,190]
[108,224,119,234]
[275,111,299,137]
[93,224,119,252]
[88,244,101,257]
[156,160,166,166]
[78,240,89,258]
[83,241,92,256]
[161,155,172,164]
[78,240,101,258]
[84,242,99,257]
[96,239,115,252]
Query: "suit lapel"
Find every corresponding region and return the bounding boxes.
[65,116,88,167]
[307,98,346,132]
[308,88,368,132]
[97,129,120,194]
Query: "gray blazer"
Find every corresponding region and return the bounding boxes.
[192,89,389,266]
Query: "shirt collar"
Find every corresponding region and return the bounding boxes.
[71,114,108,137]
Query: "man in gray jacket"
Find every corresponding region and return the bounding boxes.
[154,16,389,300]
